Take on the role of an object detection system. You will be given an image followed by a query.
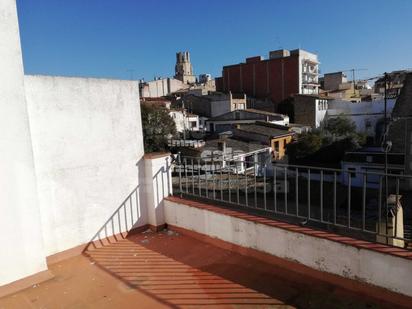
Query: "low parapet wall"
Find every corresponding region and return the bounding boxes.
[164,196,412,300]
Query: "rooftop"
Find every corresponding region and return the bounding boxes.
[236,123,294,138]
[208,109,286,122]
[0,230,400,308]
[203,137,270,154]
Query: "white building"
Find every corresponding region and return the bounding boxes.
[293,94,329,128]
[169,109,200,133]
[326,99,396,138]
[139,77,189,98]
[296,49,320,95]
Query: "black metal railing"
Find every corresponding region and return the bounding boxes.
[172,154,412,249]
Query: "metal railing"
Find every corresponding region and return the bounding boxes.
[172,154,412,249]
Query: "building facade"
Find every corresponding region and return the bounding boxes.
[139,77,188,98]
[184,92,247,118]
[169,109,200,133]
[233,122,295,160]
[216,49,319,105]
[293,94,329,128]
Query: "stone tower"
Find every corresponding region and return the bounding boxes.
[175,51,196,84]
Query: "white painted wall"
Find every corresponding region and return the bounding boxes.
[0,0,48,286]
[169,110,200,133]
[326,99,396,134]
[164,199,412,297]
[25,75,146,256]
[315,99,328,128]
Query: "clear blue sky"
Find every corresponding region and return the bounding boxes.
[17,0,412,81]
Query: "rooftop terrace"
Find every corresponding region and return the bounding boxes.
[0,229,405,309]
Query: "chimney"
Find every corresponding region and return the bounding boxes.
[217,140,226,153]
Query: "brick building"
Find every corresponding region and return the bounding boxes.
[216,49,319,106]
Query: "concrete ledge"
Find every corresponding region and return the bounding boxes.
[164,196,412,300]
[166,196,412,259]
[0,270,54,299]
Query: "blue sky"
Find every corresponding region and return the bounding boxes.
[17,0,412,81]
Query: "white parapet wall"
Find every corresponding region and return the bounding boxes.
[164,199,412,298]
[0,0,48,286]
[24,75,146,256]
[142,154,173,228]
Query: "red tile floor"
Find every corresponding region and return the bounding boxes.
[0,229,408,308]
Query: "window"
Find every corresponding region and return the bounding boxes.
[191,121,197,128]
[274,141,279,151]
[348,167,356,178]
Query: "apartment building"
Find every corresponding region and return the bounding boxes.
[216,49,320,105]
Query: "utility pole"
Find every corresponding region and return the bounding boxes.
[339,68,367,96]
[384,72,388,176]
[383,72,389,242]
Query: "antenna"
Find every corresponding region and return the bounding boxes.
[338,68,368,95]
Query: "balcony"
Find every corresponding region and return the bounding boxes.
[1,154,412,308]
[173,156,412,248]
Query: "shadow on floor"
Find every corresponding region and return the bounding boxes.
[83,229,399,309]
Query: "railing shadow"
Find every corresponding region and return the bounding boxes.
[83,183,146,252]
[82,230,388,308]
[83,158,149,252]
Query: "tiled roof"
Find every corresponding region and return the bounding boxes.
[208,109,286,122]
[203,138,269,153]
[236,123,294,138]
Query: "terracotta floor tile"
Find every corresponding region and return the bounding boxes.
[0,230,408,309]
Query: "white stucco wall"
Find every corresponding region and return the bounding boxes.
[164,199,412,297]
[0,0,48,286]
[24,75,146,256]
[326,99,396,134]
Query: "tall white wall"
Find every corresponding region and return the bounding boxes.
[24,75,146,256]
[0,0,48,285]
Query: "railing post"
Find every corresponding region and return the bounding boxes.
[228,160,232,203]
[263,163,267,210]
[362,173,366,231]
[178,152,182,197]
[307,168,311,220]
[347,171,351,228]
[296,167,299,217]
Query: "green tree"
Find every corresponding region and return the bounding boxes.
[287,116,367,162]
[323,115,366,147]
[141,104,176,153]
[324,115,356,136]
[287,131,323,159]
